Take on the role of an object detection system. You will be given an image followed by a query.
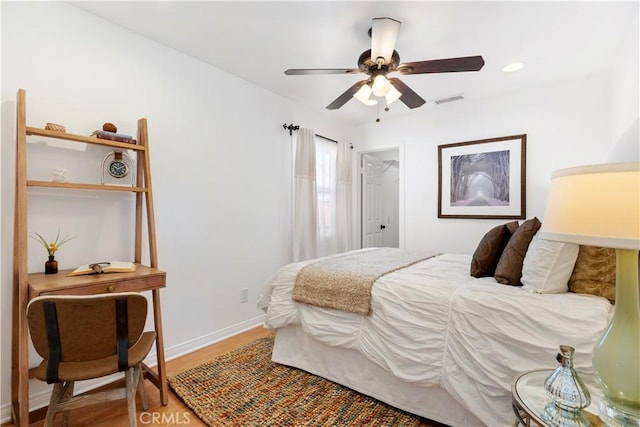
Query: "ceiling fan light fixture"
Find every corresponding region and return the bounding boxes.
[372,74,391,97]
[385,84,402,105]
[353,83,374,105]
[371,17,401,65]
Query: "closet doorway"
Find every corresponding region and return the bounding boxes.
[360,148,400,248]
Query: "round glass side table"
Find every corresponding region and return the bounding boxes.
[512,369,604,427]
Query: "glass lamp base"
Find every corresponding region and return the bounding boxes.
[599,400,640,427]
[592,249,640,426]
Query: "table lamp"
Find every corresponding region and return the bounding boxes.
[539,162,640,426]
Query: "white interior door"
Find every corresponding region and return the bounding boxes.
[362,154,383,247]
[381,160,399,248]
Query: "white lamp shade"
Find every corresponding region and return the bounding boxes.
[353,83,373,105]
[538,162,640,250]
[385,84,402,105]
[372,75,390,97]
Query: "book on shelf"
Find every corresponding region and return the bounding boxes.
[91,130,136,144]
[68,261,136,276]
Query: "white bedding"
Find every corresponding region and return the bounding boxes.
[257,249,613,426]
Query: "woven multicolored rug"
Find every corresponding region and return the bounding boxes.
[168,336,424,426]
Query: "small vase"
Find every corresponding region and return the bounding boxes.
[544,345,591,412]
[45,255,58,274]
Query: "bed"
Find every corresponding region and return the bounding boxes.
[257,222,614,426]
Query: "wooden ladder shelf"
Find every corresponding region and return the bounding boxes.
[11,88,168,426]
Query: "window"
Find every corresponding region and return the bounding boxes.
[315,137,337,255]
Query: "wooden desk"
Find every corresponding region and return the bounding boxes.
[28,265,166,299]
[18,265,168,420]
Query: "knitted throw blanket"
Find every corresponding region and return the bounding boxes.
[292,248,438,316]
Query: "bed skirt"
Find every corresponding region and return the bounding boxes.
[271,325,487,427]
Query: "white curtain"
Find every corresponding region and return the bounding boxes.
[335,141,353,253]
[293,130,353,261]
[293,128,317,262]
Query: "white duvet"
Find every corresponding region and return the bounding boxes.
[257,250,613,426]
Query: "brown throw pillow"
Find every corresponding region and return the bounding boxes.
[470,221,519,277]
[495,217,542,286]
[569,245,616,302]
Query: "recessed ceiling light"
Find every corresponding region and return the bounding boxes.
[503,62,524,73]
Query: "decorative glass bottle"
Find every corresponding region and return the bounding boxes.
[544,345,591,412]
[45,255,58,274]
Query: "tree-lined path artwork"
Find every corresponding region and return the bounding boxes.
[450,150,510,207]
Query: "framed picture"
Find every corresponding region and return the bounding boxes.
[438,134,526,219]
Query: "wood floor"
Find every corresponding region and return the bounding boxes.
[3,326,445,427]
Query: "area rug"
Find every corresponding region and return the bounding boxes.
[168,336,424,426]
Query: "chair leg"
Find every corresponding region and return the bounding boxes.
[61,381,74,427]
[137,365,149,411]
[44,381,72,427]
[126,367,138,427]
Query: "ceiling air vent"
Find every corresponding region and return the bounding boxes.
[433,94,464,105]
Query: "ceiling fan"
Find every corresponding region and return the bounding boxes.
[285,17,485,111]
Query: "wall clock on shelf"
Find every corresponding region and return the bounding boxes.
[101,150,134,186]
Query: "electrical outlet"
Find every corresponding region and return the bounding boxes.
[240,288,249,303]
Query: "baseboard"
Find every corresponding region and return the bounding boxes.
[150,314,266,365]
[0,315,265,424]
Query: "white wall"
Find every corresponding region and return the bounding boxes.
[608,7,639,162]
[353,71,614,254]
[0,2,350,418]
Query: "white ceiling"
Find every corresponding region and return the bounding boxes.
[71,1,638,126]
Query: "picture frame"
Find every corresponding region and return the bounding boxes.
[438,134,526,219]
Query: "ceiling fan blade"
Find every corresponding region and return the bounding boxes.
[397,56,485,75]
[326,81,367,110]
[370,17,401,65]
[285,68,360,75]
[388,78,426,109]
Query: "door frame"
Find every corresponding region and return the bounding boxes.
[356,146,404,249]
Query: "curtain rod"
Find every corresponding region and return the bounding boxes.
[282,123,353,149]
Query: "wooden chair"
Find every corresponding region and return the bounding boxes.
[27,293,156,427]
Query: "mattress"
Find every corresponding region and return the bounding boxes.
[258,250,613,426]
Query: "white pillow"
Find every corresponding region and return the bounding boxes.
[521,234,579,294]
